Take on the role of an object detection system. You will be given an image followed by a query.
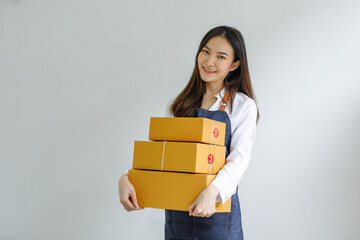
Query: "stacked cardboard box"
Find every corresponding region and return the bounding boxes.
[128,117,231,212]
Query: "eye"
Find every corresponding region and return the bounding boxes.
[218,55,226,59]
[202,49,209,54]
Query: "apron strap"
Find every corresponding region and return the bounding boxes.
[219,89,230,111]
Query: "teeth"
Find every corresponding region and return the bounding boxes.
[204,67,215,72]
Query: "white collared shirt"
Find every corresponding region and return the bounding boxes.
[208,87,258,204]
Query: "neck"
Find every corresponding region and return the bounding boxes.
[205,82,225,96]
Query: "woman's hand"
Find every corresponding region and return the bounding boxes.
[118,174,144,212]
[188,184,219,218]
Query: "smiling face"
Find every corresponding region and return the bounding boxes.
[197,36,240,87]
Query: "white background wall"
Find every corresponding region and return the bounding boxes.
[1,0,359,239]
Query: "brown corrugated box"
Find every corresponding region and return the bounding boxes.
[133,140,226,174]
[128,169,231,212]
[149,117,226,146]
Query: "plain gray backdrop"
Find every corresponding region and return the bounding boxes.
[1,0,359,239]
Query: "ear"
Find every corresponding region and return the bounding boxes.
[230,60,240,71]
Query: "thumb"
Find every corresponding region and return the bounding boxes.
[129,190,139,208]
[188,201,196,216]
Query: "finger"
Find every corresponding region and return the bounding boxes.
[121,195,138,210]
[125,204,144,211]
[192,207,203,217]
[129,190,140,208]
[188,202,196,216]
[126,205,144,211]
[121,195,144,211]
[121,192,139,211]
[206,212,214,218]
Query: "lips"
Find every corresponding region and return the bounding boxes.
[203,66,216,74]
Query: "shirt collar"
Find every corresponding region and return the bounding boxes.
[214,87,226,99]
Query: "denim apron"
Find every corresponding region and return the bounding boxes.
[165,92,244,240]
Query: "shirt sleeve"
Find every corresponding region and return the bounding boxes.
[210,98,258,204]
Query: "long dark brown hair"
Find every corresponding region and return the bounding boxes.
[169,25,259,122]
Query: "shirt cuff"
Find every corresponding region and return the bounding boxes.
[210,179,233,205]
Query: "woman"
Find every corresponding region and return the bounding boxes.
[119,25,259,240]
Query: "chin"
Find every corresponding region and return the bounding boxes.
[200,75,217,83]
[200,77,211,83]
[199,74,210,82]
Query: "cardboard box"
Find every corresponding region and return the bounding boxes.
[133,140,226,174]
[149,117,226,146]
[128,169,231,212]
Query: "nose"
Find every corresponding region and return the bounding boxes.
[205,55,216,67]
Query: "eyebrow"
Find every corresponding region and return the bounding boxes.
[204,45,229,56]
